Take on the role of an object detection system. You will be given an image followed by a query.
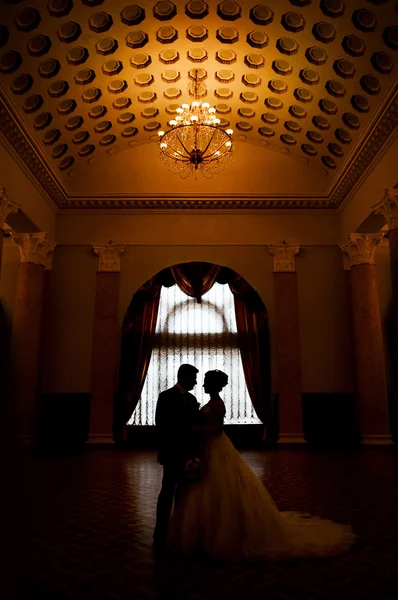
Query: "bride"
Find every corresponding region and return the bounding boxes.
[168,369,356,561]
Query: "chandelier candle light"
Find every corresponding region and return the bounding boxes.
[158,71,233,179]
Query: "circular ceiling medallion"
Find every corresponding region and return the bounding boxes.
[217,1,242,21]
[0,50,22,74]
[107,79,127,93]
[79,144,95,157]
[240,91,258,103]
[265,97,283,110]
[236,122,253,132]
[383,26,398,51]
[281,12,306,33]
[258,126,275,137]
[272,59,292,75]
[48,80,69,97]
[52,143,68,159]
[215,87,233,99]
[322,155,336,169]
[352,9,377,33]
[47,0,73,18]
[342,112,360,129]
[351,95,370,114]
[185,1,209,19]
[333,59,355,78]
[276,37,299,55]
[88,105,107,119]
[326,79,346,97]
[242,73,261,87]
[134,73,154,86]
[163,87,181,99]
[65,115,83,130]
[161,68,180,82]
[57,98,76,115]
[153,1,177,21]
[319,98,338,115]
[247,31,268,49]
[88,12,113,33]
[38,59,61,79]
[188,67,207,81]
[320,0,345,18]
[215,68,234,83]
[157,26,178,44]
[312,21,336,43]
[335,128,352,144]
[120,5,145,26]
[130,52,151,69]
[261,112,279,124]
[95,120,112,134]
[360,74,381,96]
[138,90,157,103]
[281,134,297,145]
[159,48,179,64]
[81,87,101,103]
[118,112,135,124]
[300,68,320,85]
[250,5,274,26]
[11,74,33,95]
[141,107,159,118]
[121,127,138,138]
[43,129,61,145]
[285,120,302,133]
[238,107,255,118]
[312,115,330,130]
[306,46,327,65]
[15,8,41,32]
[23,94,43,113]
[72,131,90,144]
[27,34,51,57]
[244,53,265,69]
[306,130,324,144]
[328,142,344,157]
[144,121,161,131]
[96,37,118,55]
[301,143,317,156]
[289,105,307,119]
[75,68,95,85]
[268,79,288,94]
[216,49,237,65]
[113,97,131,110]
[33,112,52,130]
[102,60,123,76]
[187,47,207,62]
[220,118,231,128]
[187,25,208,43]
[57,21,81,43]
[294,87,313,103]
[342,35,366,57]
[59,156,75,171]
[125,31,148,49]
[371,52,394,74]
[66,46,88,66]
[215,103,231,114]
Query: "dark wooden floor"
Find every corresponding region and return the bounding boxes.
[13,445,398,599]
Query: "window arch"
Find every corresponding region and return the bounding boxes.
[129,282,261,426]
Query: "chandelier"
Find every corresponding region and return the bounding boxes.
[158,71,233,179]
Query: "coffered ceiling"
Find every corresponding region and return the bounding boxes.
[0,0,397,210]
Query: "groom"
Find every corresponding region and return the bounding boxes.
[153,363,200,548]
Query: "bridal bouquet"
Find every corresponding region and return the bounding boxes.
[184,457,203,481]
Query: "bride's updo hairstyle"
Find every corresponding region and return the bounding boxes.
[204,370,229,393]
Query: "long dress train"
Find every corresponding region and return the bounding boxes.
[168,398,356,561]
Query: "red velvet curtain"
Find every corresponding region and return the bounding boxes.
[115,263,273,442]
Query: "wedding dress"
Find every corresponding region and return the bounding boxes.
[168,397,356,561]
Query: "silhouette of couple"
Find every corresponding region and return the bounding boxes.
[153,364,356,561]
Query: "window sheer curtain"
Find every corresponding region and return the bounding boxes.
[129,283,261,426]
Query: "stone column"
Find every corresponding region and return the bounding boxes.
[269,243,303,442]
[340,233,391,444]
[372,188,398,440]
[11,233,56,442]
[0,187,19,280]
[90,243,124,443]
[39,248,56,392]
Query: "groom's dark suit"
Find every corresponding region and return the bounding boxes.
[153,384,200,544]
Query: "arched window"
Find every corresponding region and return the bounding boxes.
[129,282,261,426]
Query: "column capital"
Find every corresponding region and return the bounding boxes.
[0,186,20,230]
[340,233,384,267]
[11,232,57,267]
[372,188,398,231]
[93,243,124,272]
[269,242,300,273]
